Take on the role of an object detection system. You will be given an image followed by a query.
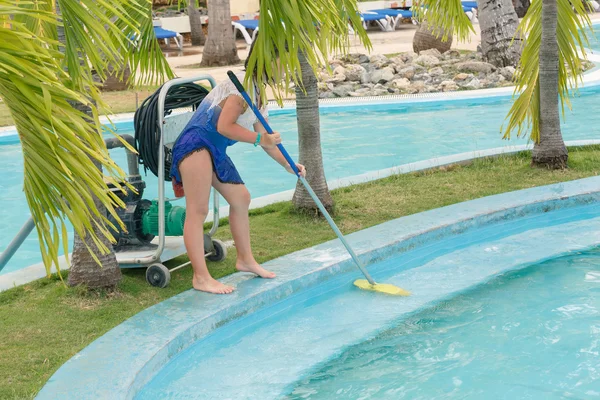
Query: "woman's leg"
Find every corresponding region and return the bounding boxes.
[179,151,235,294]
[211,177,276,278]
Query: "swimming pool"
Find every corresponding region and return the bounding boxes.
[2,85,600,275]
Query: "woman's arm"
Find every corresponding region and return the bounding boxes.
[254,117,306,177]
[216,95,259,144]
[217,95,281,149]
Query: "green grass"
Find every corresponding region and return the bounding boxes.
[2,146,600,399]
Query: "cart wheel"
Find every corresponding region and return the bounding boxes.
[146,263,171,288]
[206,239,227,262]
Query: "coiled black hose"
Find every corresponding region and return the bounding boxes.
[134,83,210,180]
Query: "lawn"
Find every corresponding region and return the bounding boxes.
[1,146,600,399]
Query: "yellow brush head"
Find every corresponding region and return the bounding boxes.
[354,279,411,296]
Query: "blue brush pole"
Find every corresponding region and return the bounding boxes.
[227,71,376,285]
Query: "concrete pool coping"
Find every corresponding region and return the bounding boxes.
[36,175,600,399]
[3,139,600,292]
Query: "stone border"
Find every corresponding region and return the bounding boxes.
[36,176,600,399]
[3,140,600,292]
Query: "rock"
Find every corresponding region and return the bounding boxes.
[333,65,346,76]
[487,73,501,83]
[318,71,331,82]
[398,66,416,80]
[400,52,416,63]
[413,73,431,81]
[344,64,367,82]
[370,54,391,68]
[457,61,496,74]
[374,89,389,96]
[360,71,370,84]
[465,78,482,89]
[420,48,442,58]
[499,66,516,81]
[429,67,444,77]
[319,91,336,99]
[414,54,440,67]
[326,73,346,83]
[413,64,426,74]
[453,72,472,82]
[408,81,426,94]
[392,78,411,90]
[370,67,395,84]
[439,80,458,92]
[333,84,356,97]
[443,49,462,60]
[390,56,405,67]
[317,82,330,91]
[340,53,369,64]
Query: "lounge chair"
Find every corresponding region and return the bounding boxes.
[367,9,415,29]
[232,18,259,45]
[153,26,183,51]
[359,11,393,31]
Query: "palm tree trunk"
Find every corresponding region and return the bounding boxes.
[67,155,122,289]
[200,0,239,66]
[292,51,334,213]
[412,21,452,54]
[56,1,121,288]
[512,0,531,17]
[479,0,523,67]
[532,0,567,169]
[188,1,206,46]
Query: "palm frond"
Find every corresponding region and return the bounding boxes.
[503,0,591,142]
[0,0,172,277]
[244,0,372,106]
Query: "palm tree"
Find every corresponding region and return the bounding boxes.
[243,0,374,214]
[413,20,453,54]
[1,0,173,284]
[513,0,531,17]
[502,0,591,168]
[478,0,523,67]
[292,51,334,213]
[187,0,206,46]
[200,0,239,66]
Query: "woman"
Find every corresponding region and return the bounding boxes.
[170,43,306,295]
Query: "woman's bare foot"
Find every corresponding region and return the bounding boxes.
[193,276,235,294]
[236,261,276,279]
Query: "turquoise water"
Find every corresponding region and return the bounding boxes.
[135,204,600,399]
[285,252,600,399]
[582,25,600,51]
[2,87,600,274]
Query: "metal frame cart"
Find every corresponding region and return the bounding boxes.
[113,74,227,288]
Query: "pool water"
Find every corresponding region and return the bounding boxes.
[285,251,600,399]
[582,25,600,52]
[2,88,600,274]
